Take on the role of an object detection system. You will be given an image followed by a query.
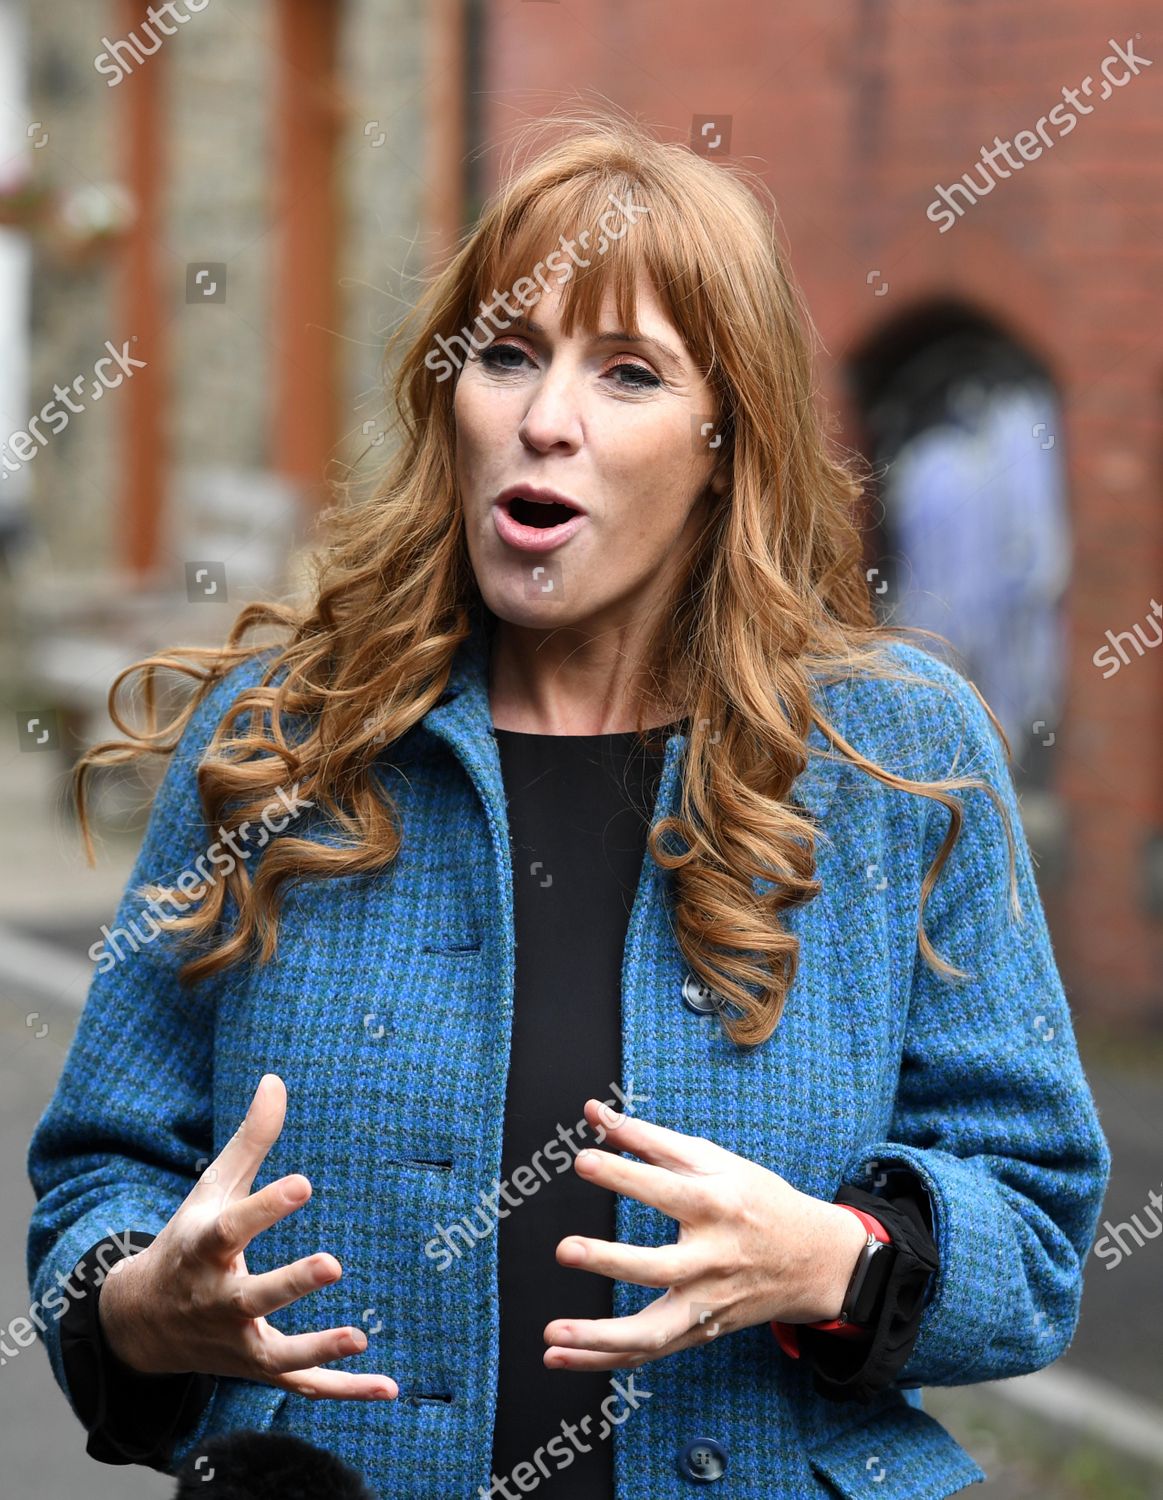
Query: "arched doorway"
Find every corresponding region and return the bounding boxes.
[848,302,1070,792]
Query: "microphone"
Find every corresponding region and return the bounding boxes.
[173,1429,376,1498]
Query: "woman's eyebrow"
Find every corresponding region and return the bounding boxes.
[510,316,685,375]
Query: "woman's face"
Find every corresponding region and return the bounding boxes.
[453,267,727,639]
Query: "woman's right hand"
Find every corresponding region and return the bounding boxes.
[96,1073,398,1402]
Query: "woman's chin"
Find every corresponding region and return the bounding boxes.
[487,597,579,635]
[478,572,588,630]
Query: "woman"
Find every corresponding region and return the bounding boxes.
[27,109,1110,1499]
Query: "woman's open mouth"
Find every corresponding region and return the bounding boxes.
[493,495,588,553]
[508,497,578,527]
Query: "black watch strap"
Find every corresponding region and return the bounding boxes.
[846,1231,896,1326]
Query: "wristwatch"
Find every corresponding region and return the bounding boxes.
[809,1204,895,1332]
[770,1204,895,1355]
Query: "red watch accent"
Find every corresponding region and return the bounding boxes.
[770,1204,891,1359]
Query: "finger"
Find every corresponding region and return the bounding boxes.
[545,1311,720,1370]
[583,1098,717,1171]
[231,1251,343,1320]
[545,1345,650,1372]
[212,1074,289,1200]
[556,1235,703,1289]
[544,1292,694,1355]
[200,1174,313,1261]
[275,1367,398,1401]
[250,1319,381,1378]
[574,1146,710,1221]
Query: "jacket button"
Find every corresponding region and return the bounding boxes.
[677,1436,728,1482]
[681,974,722,1014]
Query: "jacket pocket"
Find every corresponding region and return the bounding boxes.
[807,1400,985,1499]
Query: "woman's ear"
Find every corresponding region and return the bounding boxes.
[709,464,730,498]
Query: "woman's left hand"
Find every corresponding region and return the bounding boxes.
[543,1097,869,1372]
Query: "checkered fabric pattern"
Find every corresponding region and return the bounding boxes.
[26,611,1111,1498]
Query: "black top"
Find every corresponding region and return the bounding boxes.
[489,720,678,1497]
[56,721,936,1486]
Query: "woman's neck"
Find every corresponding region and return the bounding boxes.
[486,620,682,735]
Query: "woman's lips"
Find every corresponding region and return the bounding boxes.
[492,501,588,553]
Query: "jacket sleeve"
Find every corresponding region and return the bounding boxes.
[25,653,271,1431]
[59,1231,216,1469]
[841,647,1112,1388]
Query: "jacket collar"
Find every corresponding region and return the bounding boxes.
[419,602,850,828]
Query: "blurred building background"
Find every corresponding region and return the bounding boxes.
[2,3,1161,1497]
[3,0,1159,1022]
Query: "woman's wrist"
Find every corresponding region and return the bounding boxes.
[810,1201,873,1323]
[96,1250,155,1374]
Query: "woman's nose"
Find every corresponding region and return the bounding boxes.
[518,373,584,453]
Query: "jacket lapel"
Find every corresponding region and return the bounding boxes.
[417,603,851,833]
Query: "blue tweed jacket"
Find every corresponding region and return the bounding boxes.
[26,612,1111,1499]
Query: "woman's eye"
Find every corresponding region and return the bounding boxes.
[478,344,529,372]
[474,344,661,391]
[608,361,661,391]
